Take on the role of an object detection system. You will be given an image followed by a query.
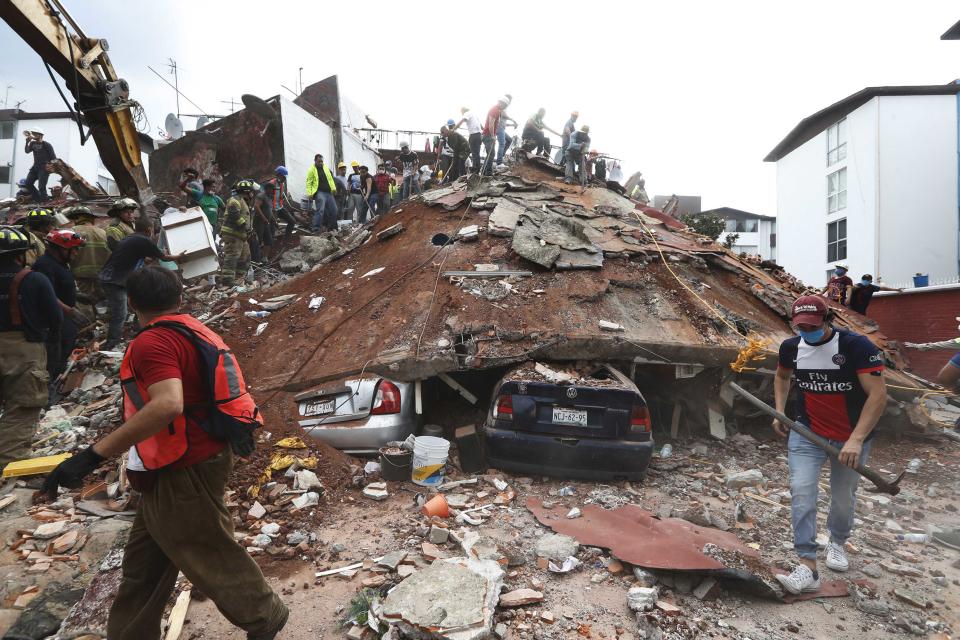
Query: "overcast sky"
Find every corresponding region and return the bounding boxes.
[1,1,958,213]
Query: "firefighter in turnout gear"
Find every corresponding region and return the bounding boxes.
[23,208,56,266]
[219,181,256,286]
[64,205,110,314]
[106,197,138,250]
[0,225,62,470]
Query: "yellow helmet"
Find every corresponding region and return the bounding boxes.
[350,161,359,167]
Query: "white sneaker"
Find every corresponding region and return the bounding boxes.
[775,564,820,595]
[825,541,849,571]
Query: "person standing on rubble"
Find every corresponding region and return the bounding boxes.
[178,168,203,206]
[846,274,900,316]
[100,217,185,349]
[564,125,591,185]
[557,111,579,163]
[359,166,377,223]
[481,97,509,176]
[397,143,420,200]
[105,198,138,251]
[496,94,517,167]
[23,128,55,203]
[772,295,887,594]
[268,166,298,239]
[306,154,338,233]
[42,265,289,640]
[334,162,350,220]
[347,161,368,223]
[220,180,257,285]
[374,164,392,215]
[65,205,110,314]
[32,229,89,391]
[0,226,61,470]
[820,265,853,305]
[440,125,468,181]
[254,182,278,261]
[522,108,560,157]
[181,177,225,239]
[455,106,483,175]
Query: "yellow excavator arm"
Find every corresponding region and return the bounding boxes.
[1,0,153,203]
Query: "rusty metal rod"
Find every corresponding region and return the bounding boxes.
[728,382,903,496]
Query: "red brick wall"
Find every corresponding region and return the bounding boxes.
[869,287,960,382]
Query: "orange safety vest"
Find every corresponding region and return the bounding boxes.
[120,313,263,470]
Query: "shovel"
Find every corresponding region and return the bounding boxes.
[728,382,904,496]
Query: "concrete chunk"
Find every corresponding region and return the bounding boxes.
[380,558,504,640]
[724,469,763,489]
[535,533,580,562]
[498,589,543,607]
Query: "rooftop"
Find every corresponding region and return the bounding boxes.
[764,84,960,162]
[698,207,776,222]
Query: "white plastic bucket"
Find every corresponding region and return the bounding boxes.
[411,436,451,487]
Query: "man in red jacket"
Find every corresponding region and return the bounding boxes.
[43,266,287,640]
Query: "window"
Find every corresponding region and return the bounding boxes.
[827,119,847,166]
[724,218,759,233]
[827,168,847,214]
[0,166,9,184]
[770,233,776,248]
[0,121,14,140]
[827,219,847,263]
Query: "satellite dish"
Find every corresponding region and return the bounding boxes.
[241,94,278,120]
[196,115,210,129]
[164,113,184,139]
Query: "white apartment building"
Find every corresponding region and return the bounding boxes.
[765,84,960,288]
[699,206,777,261]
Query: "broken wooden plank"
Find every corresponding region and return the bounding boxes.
[163,589,191,640]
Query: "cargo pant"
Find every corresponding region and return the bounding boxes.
[107,450,288,640]
[0,333,48,471]
[220,234,250,285]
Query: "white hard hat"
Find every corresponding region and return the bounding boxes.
[497,95,509,105]
[31,127,44,136]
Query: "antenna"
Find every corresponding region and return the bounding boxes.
[2,84,11,108]
[164,113,185,139]
[164,58,180,118]
[298,67,304,93]
[220,98,238,113]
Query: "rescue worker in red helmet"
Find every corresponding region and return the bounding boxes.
[43,265,287,640]
[32,229,89,392]
[0,225,62,470]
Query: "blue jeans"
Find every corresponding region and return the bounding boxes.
[401,175,421,200]
[481,135,496,175]
[496,125,511,163]
[103,282,127,345]
[787,430,872,559]
[312,192,338,231]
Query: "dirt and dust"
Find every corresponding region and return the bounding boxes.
[175,421,960,640]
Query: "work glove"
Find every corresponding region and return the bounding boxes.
[41,446,105,498]
[69,307,92,326]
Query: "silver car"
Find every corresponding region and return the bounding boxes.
[295,377,416,454]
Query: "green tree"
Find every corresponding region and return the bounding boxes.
[680,213,726,240]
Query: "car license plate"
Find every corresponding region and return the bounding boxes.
[552,408,587,426]
[302,398,336,417]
